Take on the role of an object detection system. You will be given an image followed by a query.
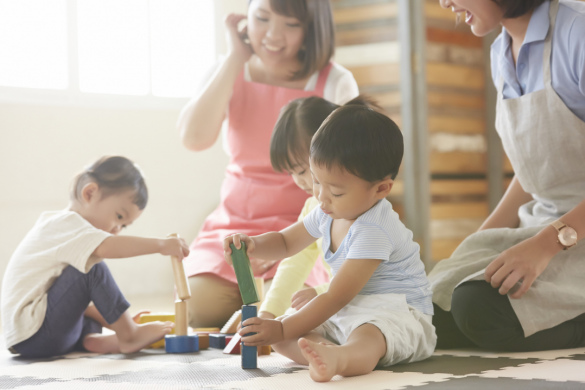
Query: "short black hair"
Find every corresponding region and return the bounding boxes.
[493,0,548,18]
[310,104,403,182]
[71,156,148,209]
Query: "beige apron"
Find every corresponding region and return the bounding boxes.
[429,0,585,337]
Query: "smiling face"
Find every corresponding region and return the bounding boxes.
[76,183,143,235]
[439,0,505,37]
[310,161,390,221]
[247,0,305,70]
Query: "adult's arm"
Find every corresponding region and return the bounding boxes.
[478,176,533,231]
[177,14,252,151]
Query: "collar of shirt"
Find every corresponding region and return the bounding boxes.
[498,1,551,97]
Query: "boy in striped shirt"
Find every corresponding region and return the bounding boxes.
[224,101,436,382]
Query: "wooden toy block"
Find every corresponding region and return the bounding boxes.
[259,345,271,356]
[223,333,241,354]
[220,310,242,334]
[175,300,188,336]
[193,327,220,333]
[168,233,191,300]
[254,277,265,301]
[230,242,260,305]
[209,333,227,349]
[164,334,198,353]
[196,333,209,350]
[241,305,257,369]
[138,313,175,349]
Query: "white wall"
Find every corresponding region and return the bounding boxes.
[0,1,247,305]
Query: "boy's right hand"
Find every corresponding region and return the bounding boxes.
[160,236,190,261]
[223,233,255,265]
[224,13,253,65]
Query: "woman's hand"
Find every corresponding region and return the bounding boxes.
[224,13,253,65]
[291,288,317,310]
[239,317,284,346]
[484,230,559,299]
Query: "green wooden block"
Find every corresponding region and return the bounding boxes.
[230,242,260,305]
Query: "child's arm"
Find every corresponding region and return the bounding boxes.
[240,258,382,346]
[259,239,322,318]
[177,14,252,151]
[93,235,190,260]
[224,221,317,263]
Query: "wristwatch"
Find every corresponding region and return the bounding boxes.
[550,220,578,250]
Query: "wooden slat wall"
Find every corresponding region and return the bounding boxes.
[332,0,405,218]
[424,0,489,262]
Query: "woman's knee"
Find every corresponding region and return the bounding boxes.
[187,275,242,328]
[451,281,523,349]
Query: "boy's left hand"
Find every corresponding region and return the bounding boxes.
[239,317,284,346]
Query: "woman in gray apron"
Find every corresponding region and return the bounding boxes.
[432,0,585,351]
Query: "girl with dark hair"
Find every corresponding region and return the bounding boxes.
[1,156,190,358]
[431,0,585,351]
[177,0,358,329]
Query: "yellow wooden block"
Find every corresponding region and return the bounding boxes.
[139,313,175,349]
[259,345,272,356]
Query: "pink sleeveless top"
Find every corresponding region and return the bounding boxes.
[183,63,334,286]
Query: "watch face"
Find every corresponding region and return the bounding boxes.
[559,226,578,246]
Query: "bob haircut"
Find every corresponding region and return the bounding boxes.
[270,96,339,172]
[493,0,548,18]
[71,156,148,210]
[258,0,335,80]
[311,104,404,182]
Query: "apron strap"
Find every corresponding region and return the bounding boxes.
[543,0,560,87]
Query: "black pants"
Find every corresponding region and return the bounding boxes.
[433,281,585,351]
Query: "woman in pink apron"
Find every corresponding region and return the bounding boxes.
[431,0,585,351]
[177,0,358,327]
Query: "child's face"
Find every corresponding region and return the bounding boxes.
[286,160,313,195]
[310,161,386,221]
[439,0,504,37]
[83,188,143,235]
[247,0,305,68]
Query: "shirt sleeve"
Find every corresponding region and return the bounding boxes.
[260,199,323,317]
[346,223,392,261]
[568,15,585,98]
[54,213,111,273]
[303,206,324,239]
[323,63,359,105]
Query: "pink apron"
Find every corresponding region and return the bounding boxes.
[183,63,334,286]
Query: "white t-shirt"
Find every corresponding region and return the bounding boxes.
[1,210,111,348]
[303,199,433,315]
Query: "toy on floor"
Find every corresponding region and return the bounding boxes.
[165,233,198,353]
[230,243,261,369]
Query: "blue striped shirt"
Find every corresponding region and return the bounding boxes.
[491,0,585,121]
[303,199,433,315]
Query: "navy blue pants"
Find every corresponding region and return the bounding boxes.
[434,281,585,351]
[12,262,130,358]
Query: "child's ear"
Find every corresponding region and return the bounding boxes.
[375,178,394,199]
[81,182,100,204]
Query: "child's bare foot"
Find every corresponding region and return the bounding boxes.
[117,321,174,354]
[83,333,122,354]
[298,337,340,382]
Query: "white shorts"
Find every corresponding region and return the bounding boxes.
[314,294,436,367]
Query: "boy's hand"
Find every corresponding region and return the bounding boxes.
[291,288,318,310]
[160,236,190,260]
[239,317,284,346]
[223,233,255,265]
